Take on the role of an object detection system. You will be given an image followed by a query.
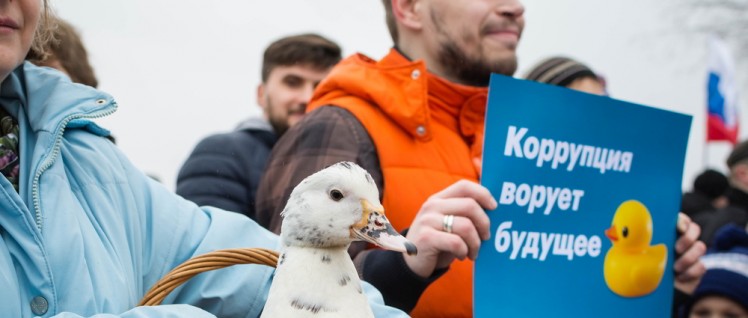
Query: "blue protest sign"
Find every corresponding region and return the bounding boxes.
[475,74,692,317]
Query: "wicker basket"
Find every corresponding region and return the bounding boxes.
[138,248,280,306]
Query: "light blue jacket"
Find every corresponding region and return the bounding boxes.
[0,63,408,318]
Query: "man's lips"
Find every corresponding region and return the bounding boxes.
[481,22,521,47]
[487,30,519,38]
[484,31,519,46]
[482,20,521,39]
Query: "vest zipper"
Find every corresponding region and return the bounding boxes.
[31,103,117,231]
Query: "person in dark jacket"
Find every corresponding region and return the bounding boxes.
[694,141,748,246]
[176,33,341,219]
[682,169,730,218]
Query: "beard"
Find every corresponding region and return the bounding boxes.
[265,97,292,136]
[436,39,518,87]
[429,8,519,87]
[268,115,289,136]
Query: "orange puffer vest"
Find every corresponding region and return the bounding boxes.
[308,49,488,317]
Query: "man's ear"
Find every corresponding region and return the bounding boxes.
[257,83,266,109]
[392,0,423,31]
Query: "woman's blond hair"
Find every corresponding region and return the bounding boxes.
[28,0,57,60]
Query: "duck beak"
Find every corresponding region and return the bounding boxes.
[605,225,618,242]
[351,200,418,255]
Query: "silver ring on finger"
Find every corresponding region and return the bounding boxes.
[442,214,455,233]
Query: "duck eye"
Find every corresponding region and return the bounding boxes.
[329,189,344,202]
[622,227,629,238]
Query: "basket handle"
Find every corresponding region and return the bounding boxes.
[138,247,279,306]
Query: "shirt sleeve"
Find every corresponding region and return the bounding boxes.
[255,106,384,233]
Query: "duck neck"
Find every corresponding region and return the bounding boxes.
[277,244,364,294]
[265,244,373,317]
[280,244,355,269]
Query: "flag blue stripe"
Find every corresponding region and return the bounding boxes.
[708,72,726,123]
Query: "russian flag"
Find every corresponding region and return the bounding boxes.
[707,36,739,145]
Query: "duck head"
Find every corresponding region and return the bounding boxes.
[280,161,417,255]
[605,200,653,250]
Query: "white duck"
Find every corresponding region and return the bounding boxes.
[261,161,417,318]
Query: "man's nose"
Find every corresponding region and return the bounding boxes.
[497,1,525,18]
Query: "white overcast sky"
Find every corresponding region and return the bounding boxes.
[53,0,745,191]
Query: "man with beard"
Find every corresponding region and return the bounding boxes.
[255,1,706,316]
[177,33,341,220]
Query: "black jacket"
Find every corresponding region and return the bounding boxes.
[692,187,748,246]
[177,117,277,219]
[680,191,716,219]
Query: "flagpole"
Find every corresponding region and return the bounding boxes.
[703,138,709,169]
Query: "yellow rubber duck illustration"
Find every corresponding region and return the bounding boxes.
[603,200,667,297]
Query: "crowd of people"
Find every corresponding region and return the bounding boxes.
[0,0,745,317]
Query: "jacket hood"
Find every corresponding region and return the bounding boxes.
[0,62,116,135]
[308,50,432,141]
[235,115,274,133]
[308,49,488,157]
